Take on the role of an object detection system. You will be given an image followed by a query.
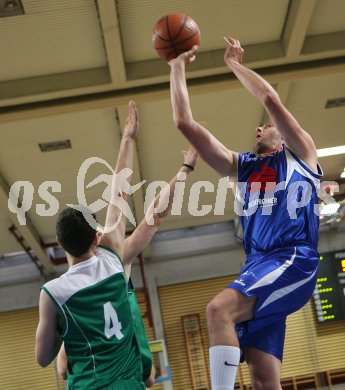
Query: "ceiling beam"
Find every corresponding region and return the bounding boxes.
[1,34,345,110]
[0,67,110,105]
[0,42,283,108]
[282,0,317,58]
[126,41,284,80]
[97,0,127,84]
[302,31,345,55]
[0,172,55,274]
[0,56,345,124]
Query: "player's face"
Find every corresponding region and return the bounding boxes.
[254,122,283,155]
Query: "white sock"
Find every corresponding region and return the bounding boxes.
[209,345,240,390]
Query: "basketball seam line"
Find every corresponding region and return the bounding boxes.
[152,31,170,42]
[173,14,188,41]
[153,31,200,50]
[166,14,179,58]
[152,15,187,43]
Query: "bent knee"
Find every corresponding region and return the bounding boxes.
[207,289,256,326]
[206,296,232,322]
[250,366,281,390]
[251,378,281,390]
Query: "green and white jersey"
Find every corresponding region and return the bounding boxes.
[42,246,145,390]
[128,279,152,382]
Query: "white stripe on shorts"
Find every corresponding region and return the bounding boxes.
[258,267,317,311]
[246,248,297,293]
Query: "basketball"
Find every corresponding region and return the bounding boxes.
[152,13,201,61]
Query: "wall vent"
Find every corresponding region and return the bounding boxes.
[39,140,72,152]
[0,0,24,18]
[325,97,345,109]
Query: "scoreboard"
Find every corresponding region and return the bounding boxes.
[313,250,345,323]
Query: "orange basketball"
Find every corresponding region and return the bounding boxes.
[152,13,201,61]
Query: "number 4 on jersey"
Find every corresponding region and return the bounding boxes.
[103,301,124,340]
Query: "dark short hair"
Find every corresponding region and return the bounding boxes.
[56,207,97,257]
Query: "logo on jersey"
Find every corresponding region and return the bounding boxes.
[237,162,279,213]
[234,279,246,287]
[249,162,277,193]
[235,326,244,338]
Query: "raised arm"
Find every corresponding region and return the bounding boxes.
[223,37,318,171]
[99,101,139,258]
[169,48,238,177]
[122,146,198,277]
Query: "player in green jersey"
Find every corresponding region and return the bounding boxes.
[56,145,198,388]
[36,101,145,389]
[35,100,198,389]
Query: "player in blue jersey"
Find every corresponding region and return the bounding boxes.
[169,37,322,389]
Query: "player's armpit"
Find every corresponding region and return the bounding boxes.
[264,94,318,171]
[176,120,238,178]
[99,234,123,259]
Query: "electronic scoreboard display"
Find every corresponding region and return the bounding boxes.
[313,250,345,323]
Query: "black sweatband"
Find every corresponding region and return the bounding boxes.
[182,163,194,171]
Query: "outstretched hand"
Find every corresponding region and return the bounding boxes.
[182,145,198,168]
[123,100,139,139]
[223,37,244,65]
[169,45,199,66]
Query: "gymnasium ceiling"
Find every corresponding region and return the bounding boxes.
[0,0,345,271]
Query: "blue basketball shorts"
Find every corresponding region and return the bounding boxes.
[228,245,319,361]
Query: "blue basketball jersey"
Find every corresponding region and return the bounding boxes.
[236,146,322,255]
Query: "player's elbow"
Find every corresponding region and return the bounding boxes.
[173,115,194,132]
[263,90,281,109]
[35,342,54,368]
[36,358,47,368]
[151,212,163,227]
[151,196,168,225]
[173,115,186,129]
[36,353,51,368]
[145,377,155,388]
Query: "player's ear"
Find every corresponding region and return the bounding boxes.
[94,231,102,245]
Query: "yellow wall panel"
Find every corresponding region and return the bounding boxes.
[0,307,64,390]
[1,281,344,389]
[282,302,319,378]
[0,293,165,390]
[136,289,164,390]
[158,275,247,388]
[159,276,345,389]
[313,309,345,372]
